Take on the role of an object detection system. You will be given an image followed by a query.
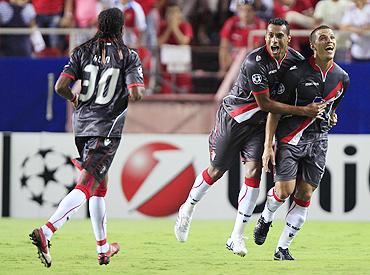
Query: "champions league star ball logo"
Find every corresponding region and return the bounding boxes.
[121,142,196,217]
[20,149,78,207]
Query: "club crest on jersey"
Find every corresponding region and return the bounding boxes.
[252,74,262,85]
[256,55,261,62]
[277,83,285,94]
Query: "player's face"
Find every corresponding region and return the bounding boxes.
[265,24,291,60]
[311,29,336,61]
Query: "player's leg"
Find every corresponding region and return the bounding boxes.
[275,138,326,260]
[274,180,316,260]
[227,124,264,256]
[90,176,120,265]
[174,106,240,242]
[254,142,301,245]
[30,169,98,268]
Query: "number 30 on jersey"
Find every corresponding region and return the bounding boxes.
[80,64,120,104]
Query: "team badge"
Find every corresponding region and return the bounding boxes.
[277,83,285,94]
[256,55,261,62]
[252,74,262,85]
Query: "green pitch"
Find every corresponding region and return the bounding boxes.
[1,218,369,274]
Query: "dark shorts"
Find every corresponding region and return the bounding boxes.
[275,138,328,187]
[208,106,264,171]
[73,137,121,183]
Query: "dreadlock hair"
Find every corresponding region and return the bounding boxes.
[268,18,290,35]
[74,8,128,59]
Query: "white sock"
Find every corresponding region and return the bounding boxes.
[42,189,87,240]
[182,169,214,215]
[277,198,309,250]
[261,187,285,222]
[89,196,109,253]
[231,179,260,238]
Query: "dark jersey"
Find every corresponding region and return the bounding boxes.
[276,56,350,145]
[62,43,144,137]
[222,46,304,124]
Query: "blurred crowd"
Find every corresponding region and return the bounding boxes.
[0,0,369,93]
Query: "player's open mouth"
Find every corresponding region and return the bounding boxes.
[271,45,280,54]
[325,45,334,54]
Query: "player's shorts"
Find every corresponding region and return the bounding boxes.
[208,106,265,171]
[274,137,328,187]
[73,137,121,183]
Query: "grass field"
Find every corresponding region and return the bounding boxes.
[1,218,369,275]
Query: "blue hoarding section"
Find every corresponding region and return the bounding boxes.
[0,57,68,132]
[331,62,369,134]
[0,58,369,133]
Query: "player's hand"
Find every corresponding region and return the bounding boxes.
[71,93,79,108]
[304,102,326,118]
[262,145,275,173]
[129,89,144,101]
[329,112,337,127]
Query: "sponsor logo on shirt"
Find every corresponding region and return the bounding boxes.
[305,82,320,87]
[268,69,277,75]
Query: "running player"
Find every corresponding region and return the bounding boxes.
[29,8,145,267]
[253,25,349,260]
[174,18,326,257]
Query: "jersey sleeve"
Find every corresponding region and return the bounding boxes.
[125,50,145,88]
[332,72,350,110]
[245,57,269,95]
[61,49,82,81]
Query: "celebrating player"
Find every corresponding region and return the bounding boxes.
[253,25,349,260]
[29,8,145,267]
[174,18,326,257]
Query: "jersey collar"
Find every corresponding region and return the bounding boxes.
[265,46,288,69]
[308,56,335,82]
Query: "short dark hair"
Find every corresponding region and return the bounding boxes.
[74,8,128,59]
[268,18,290,35]
[309,25,332,43]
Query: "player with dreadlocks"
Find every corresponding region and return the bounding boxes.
[29,8,145,267]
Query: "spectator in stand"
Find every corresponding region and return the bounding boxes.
[32,0,73,55]
[340,0,370,61]
[119,0,146,49]
[158,1,193,94]
[219,0,266,76]
[313,0,352,61]
[136,0,159,51]
[230,0,274,22]
[274,0,315,56]
[0,0,36,56]
[65,0,101,46]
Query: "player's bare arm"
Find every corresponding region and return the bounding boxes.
[55,75,78,107]
[254,92,326,117]
[129,86,145,101]
[262,112,280,172]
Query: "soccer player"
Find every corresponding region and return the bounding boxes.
[174,18,326,257]
[29,8,145,267]
[253,25,349,260]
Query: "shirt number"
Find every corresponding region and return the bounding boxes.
[80,64,120,104]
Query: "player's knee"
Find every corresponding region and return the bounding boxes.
[244,162,262,179]
[75,170,98,199]
[207,166,225,181]
[93,179,108,197]
[275,181,295,200]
